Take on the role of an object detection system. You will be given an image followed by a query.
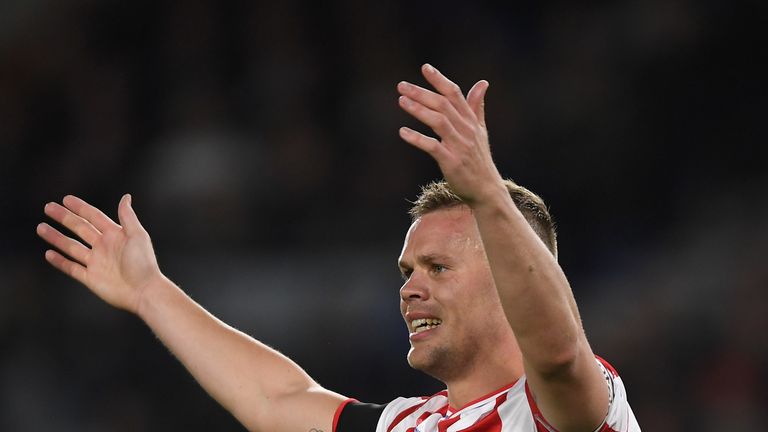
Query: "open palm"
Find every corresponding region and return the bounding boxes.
[37,194,162,314]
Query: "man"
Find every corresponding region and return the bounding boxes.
[37,64,640,431]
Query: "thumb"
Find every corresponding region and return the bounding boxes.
[118,194,143,234]
[467,80,489,126]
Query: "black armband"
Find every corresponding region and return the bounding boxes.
[335,402,386,432]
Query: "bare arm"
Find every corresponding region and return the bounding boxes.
[397,64,608,432]
[37,194,345,432]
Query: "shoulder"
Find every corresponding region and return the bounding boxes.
[525,356,641,432]
[594,356,641,432]
[335,391,449,432]
[378,391,449,432]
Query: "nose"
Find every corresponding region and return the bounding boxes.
[400,272,430,302]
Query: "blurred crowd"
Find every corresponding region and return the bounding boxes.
[1,0,766,430]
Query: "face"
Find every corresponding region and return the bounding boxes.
[398,206,512,382]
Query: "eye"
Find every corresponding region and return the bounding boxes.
[400,269,412,281]
[431,264,447,274]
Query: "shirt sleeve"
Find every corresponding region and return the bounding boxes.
[595,356,641,431]
[334,400,388,432]
[525,356,641,432]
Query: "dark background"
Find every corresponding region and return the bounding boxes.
[2,0,766,430]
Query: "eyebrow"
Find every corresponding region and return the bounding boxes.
[398,253,452,272]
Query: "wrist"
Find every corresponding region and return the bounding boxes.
[466,179,510,211]
[134,272,174,320]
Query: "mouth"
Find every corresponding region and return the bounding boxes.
[410,318,443,333]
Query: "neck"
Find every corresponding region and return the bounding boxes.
[444,344,524,409]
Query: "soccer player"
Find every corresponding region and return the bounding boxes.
[37,64,640,431]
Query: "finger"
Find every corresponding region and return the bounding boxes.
[399,96,461,141]
[397,81,472,133]
[63,195,120,234]
[44,249,88,285]
[399,127,452,161]
[37,223,91,265]
[466,80,489,127]
[420,64,475,118]
[44,202,101,247]
[117,194,144,235]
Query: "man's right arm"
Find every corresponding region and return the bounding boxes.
[136,275,346,432]
[37,194,346,432]
[138,277,346,431]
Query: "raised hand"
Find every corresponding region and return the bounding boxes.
[37,194,162,314]
[397,64,505,205]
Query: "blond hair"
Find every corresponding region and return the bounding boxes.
[409,179,558,257]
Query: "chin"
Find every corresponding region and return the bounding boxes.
[406,346,453,381]
[406,347,431,371]
[406,348,421,369]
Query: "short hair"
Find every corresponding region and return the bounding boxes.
[409,179,558,257]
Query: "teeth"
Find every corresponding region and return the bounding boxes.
[411,318,443,332]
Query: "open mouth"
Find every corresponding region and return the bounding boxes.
[411,318,443,333]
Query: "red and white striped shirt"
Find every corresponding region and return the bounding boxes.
[334,357,640,432]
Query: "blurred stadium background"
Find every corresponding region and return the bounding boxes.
[1,0,766,430]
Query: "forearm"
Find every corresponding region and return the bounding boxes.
[471,187,586,373]
[38,195,345,430]
[395,62,609,430]
[136,275,318,430]
[473,188,611,430]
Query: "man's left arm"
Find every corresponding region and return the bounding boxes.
[397,64,609,432]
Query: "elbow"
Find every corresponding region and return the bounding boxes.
[528,335,584,380]
[536,350,579,380]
